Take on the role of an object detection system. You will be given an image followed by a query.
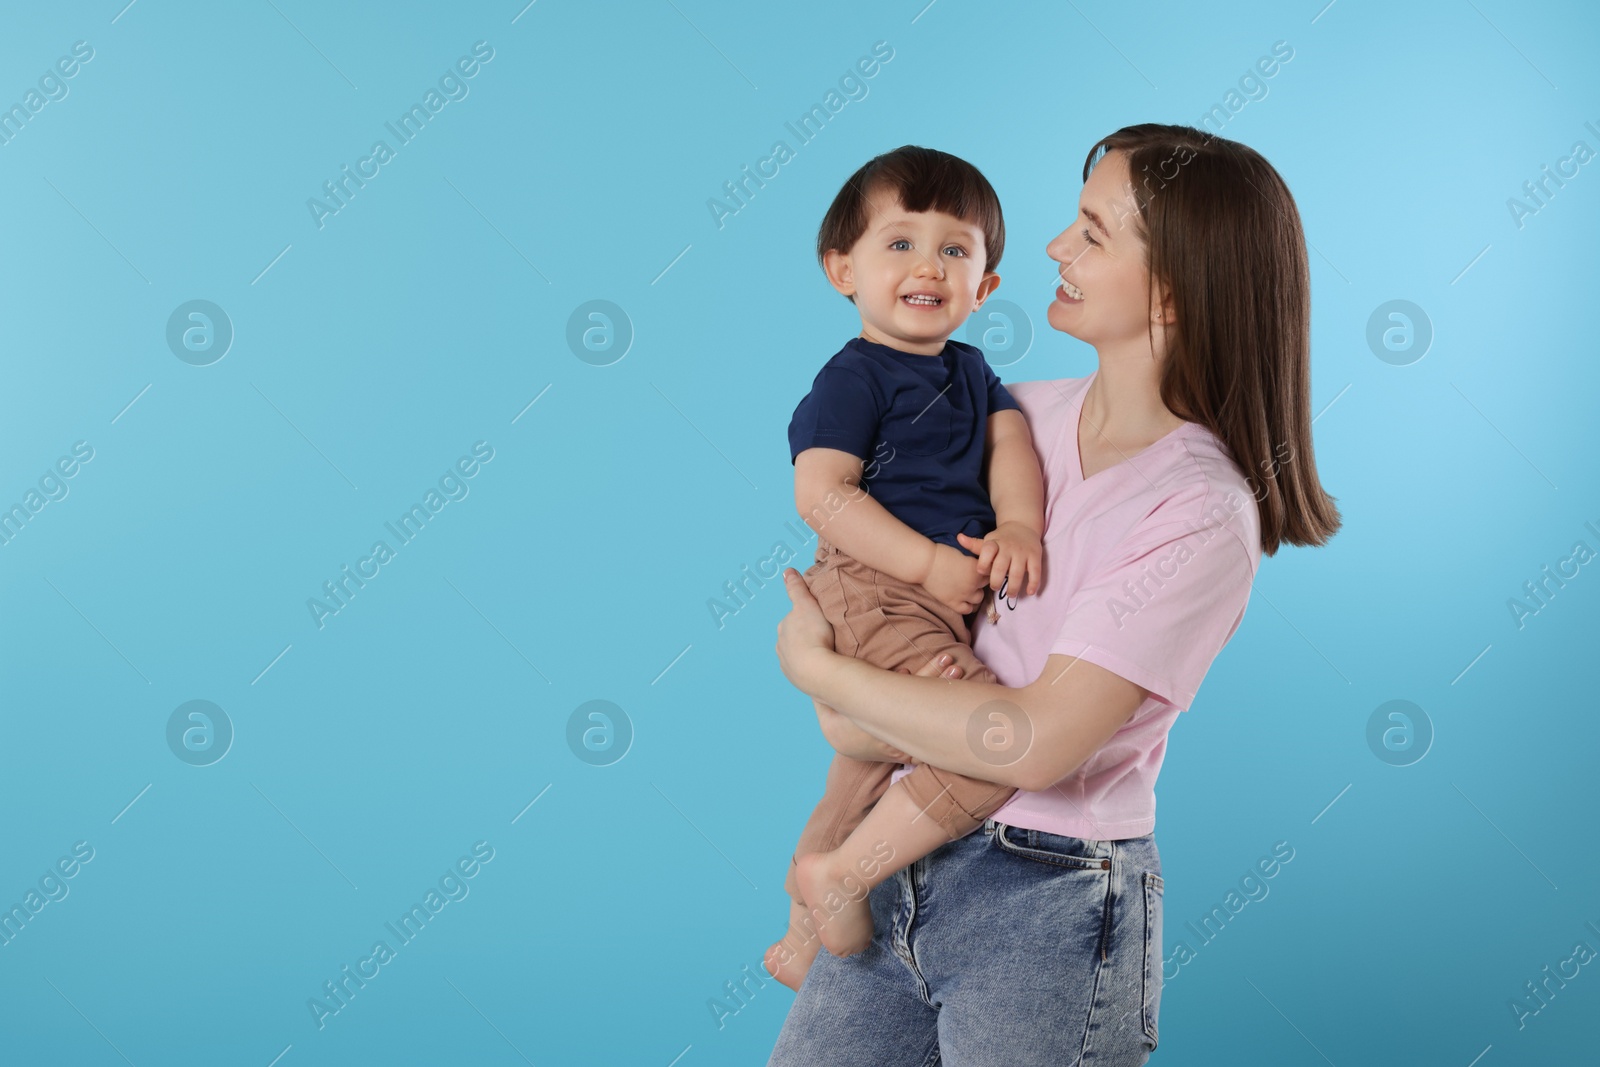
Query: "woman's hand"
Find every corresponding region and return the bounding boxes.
[775,568,840,695]
[906,652,967,686]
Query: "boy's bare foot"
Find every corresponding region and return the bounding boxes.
[764,899,822,992]
[796,850,874,957]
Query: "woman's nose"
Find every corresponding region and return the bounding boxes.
[1047,228,1087,266]
[1046,228,1075,261]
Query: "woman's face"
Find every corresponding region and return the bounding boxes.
[1045,150,1166,351]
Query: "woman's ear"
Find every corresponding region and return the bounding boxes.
[1151,278,1177,326]
[822,248,856,298]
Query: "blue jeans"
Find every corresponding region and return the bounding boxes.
[769,819,1163,1066]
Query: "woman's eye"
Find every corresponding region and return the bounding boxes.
[1081,226,1098,247]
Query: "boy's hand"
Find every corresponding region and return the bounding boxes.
[957,522,1044,597]
[924,543,988,615]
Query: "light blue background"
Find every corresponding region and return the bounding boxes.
[1,1,1596,1063]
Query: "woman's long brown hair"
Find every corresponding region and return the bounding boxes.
[1084,123,1342,556]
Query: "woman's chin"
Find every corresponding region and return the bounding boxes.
[1045,301,1086,338]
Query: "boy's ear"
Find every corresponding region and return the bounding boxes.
[971,271,1001,311]
[821,248,855,298]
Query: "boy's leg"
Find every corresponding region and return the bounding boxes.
[769,752,894,989]
[763,897,821,992]
[795,776,963,955]
[781,751,896,904]
[793,571,1024,955]
[767,543,898,988]
[781,542,900,905]
[896,762,1015,845]
[781,547,1030,960]
[795,695,1020,957]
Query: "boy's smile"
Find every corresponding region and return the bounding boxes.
[823,185,1001,356]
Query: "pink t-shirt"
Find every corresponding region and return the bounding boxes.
[889,372,1262,839]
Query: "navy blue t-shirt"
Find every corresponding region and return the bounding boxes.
[788,336,1020,552]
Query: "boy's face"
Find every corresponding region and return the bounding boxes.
[822,185,1001,356]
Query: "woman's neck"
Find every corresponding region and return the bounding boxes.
[1082,353,1186,446]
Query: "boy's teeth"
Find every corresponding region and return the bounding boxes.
[904,294,940,305]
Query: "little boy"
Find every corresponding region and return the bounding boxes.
[765,145,1046,988]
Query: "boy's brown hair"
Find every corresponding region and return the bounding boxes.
[816,145,1005,299]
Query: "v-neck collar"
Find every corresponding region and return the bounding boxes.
[1069,370,1199,484]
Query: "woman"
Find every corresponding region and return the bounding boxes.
[768,123,1341,1064]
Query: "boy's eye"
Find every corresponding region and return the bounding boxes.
[1081,226,1098,247]
[943,245,966,257]
[890,238,911,250]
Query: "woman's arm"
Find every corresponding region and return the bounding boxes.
[812,699,911,762]
[811,653,963,762]
[776,569,1147,792]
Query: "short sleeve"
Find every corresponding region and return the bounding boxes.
[788,366,882,462]
[1049,517,1254,711]
[982,359,1020,415]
